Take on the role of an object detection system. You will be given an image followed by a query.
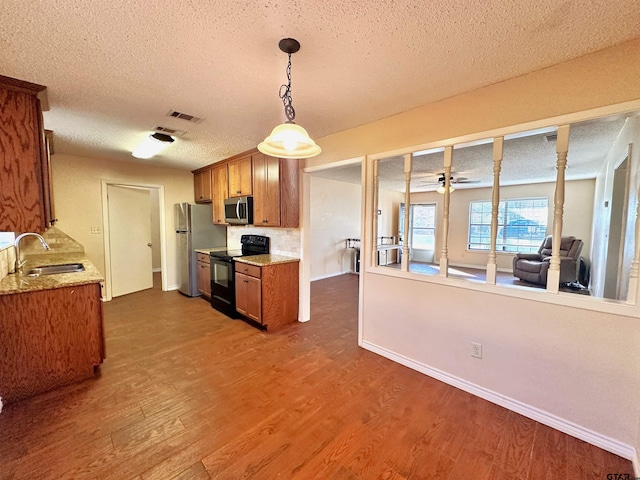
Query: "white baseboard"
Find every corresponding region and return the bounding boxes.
[361,340,638,469]
[167,284,179,291]
[152,267,162,273]
[311,271,352,282]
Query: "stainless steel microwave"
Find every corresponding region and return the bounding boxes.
[224,196,253,225]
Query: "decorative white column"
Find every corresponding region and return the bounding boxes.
[486,137,504,285]
[439,146,453,277]
[546,125,570,293]
[402,154,412,272]
[372,159,380,267]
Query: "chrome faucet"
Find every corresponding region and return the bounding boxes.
[14,233,50,272]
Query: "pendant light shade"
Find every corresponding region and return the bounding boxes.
[258,38,321,159]
[436,184,455,194]
[258,122,321,159]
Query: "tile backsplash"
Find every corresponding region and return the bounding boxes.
[227,226,300,256]
[0,244,14,281]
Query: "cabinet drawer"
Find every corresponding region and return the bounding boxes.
[235,262,261,278]
[197,253,210,264]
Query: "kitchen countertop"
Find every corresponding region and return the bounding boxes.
[194,247,228,254]
[0,254,104,296]
[235,254,300,267]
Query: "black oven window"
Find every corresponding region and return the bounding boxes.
[212,261,230,288]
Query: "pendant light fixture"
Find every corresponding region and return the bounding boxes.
[132,132,175,159]
[258,38,321,159]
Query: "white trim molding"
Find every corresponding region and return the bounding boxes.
[361,340,638,472]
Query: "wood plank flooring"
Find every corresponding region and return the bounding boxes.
[0,273,634,479]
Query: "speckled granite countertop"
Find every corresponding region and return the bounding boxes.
[194,247,228,254]
[234,254,300,267]
[0,254,104,296]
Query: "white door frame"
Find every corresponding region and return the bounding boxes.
[101,180,167,301]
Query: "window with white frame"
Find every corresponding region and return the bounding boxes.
[468,198,548,253]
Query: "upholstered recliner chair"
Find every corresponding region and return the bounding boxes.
[512,236,583,286]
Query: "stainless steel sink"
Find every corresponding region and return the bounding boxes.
[27,263,85,276]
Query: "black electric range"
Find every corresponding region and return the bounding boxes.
[209,235,270,317]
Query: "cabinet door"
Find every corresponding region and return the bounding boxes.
[235,272,261,322]
[235,272,248,315]
[194,169,212,203]
[228,156,252,197]
[197,261,209,297]
[253,153,281,226]
[212,164,228,224]
[245,275,261,322]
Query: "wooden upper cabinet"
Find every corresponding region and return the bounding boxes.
[252,153,281,227]
[193,168,212,203]
[228,155,252,197]
[211,163,228,224]
[253,153,300,228]
[0,75,52,233]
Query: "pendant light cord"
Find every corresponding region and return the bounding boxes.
[279,53,296,122]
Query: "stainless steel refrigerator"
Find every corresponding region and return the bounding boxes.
[175,203,227,296]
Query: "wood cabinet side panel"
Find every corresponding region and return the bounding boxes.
[261,262,299,330]
[0,283,104,404]
[252,153,267,223]
[0,88,46,233]
[279,158,300,228]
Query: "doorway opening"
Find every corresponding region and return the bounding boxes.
[101,180,167,301]
[603,156,630,299]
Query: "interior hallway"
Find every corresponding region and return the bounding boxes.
[0,274,631,479]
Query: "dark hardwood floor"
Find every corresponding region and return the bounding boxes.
[0,273,633,479]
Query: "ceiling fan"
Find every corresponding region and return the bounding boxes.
[418,173,481,186]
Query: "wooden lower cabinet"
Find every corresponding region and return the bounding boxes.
[196,252,211,299]
[235,260,299,331]
[0,283,105,404]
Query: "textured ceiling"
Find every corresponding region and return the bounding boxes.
[310,114,632,192]
[1,1,639,171]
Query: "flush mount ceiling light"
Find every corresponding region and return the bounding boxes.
[132,132,175,159]
[258,38,321,159]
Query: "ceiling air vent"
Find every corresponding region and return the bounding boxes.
[167,109,204,123]
[153,126,186,137]
[543,134,558,143]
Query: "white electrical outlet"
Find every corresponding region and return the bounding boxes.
[471,342,482,359]
[91,226,101,234]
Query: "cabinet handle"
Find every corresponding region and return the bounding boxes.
[244,279,248,283]
[236,190,241,194]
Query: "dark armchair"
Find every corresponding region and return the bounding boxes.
[512,236,583,286]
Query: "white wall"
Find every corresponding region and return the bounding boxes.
[361,272,640,454]
[149,188,162,271]
[51,153,194,291]
[301,39,640,465]
[309,176,361,280]
[411,179,595,270]
[377,188,404,240]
